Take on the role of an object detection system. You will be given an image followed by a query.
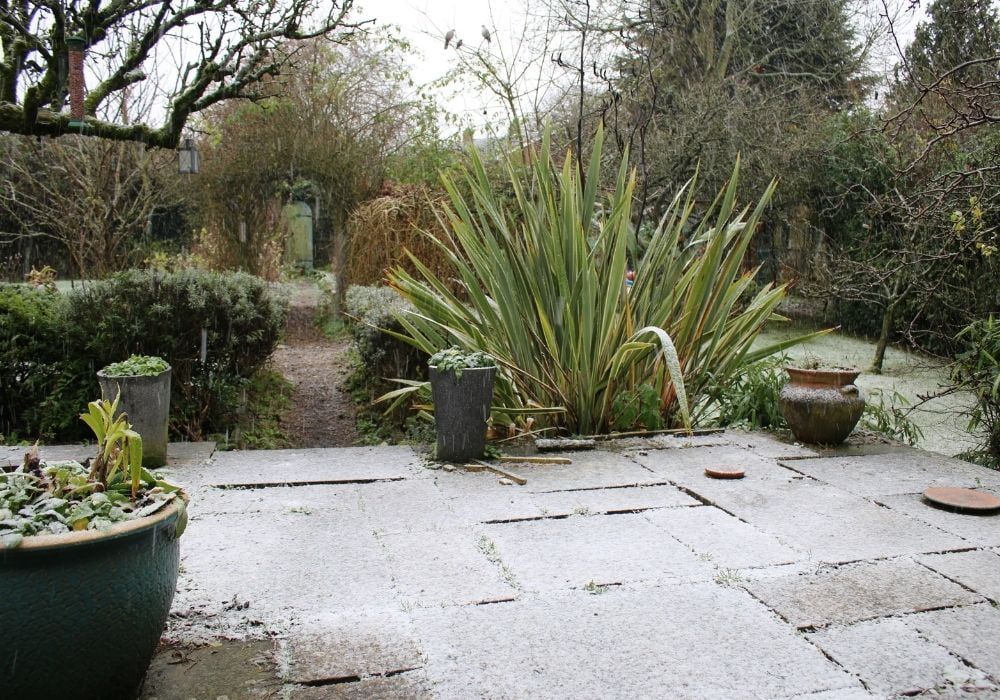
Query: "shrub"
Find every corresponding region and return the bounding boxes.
[708,356,788,430]
[952,317,1000,467]
[346,184,459,293]
[344,285,426,401]
[0,286,91,441]
[0,270,285,442]
[859,388,923,447]
[67,269,286,439]
[708,356,922,446]
[386,126,820,434]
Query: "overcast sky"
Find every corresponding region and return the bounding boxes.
[354,0,927,137]
[356,0,523,131]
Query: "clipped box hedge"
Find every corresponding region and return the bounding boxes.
[0,269,285,442]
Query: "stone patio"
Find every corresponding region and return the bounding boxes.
[9,433,1000,698]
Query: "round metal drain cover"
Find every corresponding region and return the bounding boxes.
[923,487,1000,513]
[705,466,745,480]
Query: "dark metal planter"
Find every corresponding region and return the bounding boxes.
[0,498,186,700]
[778,367,865,445]
[429,365,496,462]
[98,366,171,468]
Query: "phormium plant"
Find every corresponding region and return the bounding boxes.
[384,125,820,434]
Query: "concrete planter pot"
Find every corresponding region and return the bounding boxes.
[429,365,496,462]
[0,497,187,699]
[98,366,171,468]
[779,367,865,445]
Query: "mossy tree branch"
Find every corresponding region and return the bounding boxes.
[0,0,367,147]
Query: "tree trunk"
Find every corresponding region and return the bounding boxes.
[332,207,348,319]
[871,303,894,374]
[871,276,904,374]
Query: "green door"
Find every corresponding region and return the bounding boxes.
[283,201,313,270]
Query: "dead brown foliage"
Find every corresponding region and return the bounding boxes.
[346,183,460,292]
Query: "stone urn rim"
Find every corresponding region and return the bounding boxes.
[2,492,187,553]
[785,366,861,387]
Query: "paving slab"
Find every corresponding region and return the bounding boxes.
[17,443,94,463]
[531,483,699,517]
[175,509,397,619]
[808,440,925,459]
[725,430,819,459]
[782,452,1000,498]
[785,689,877,699]
[634,443,785,483]
[1,441,216,469]
[745,558,982,629]
[431,469,544,522]
[482,512,714,591]
[280,610,424,684]
[917,549,1000,602]
[807,617,991,696]
[165,440,216,464]
[609,432,731,451]
[287,671,435,699]
[7,443,97,466]
[203,446,426,486]
[141,639,280,699]
[657,466,967,563]
[142,439,1000,697]
[644,505,805,569]
[360,478,462,535]
[908,604,1000,679]
[874,493,1000,548]
[0,445,23,466]
[411,584,860,699]
[379,528,518,607]
[509,449,663,492]
[191,483,367,519]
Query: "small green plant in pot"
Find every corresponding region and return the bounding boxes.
[1,393,187,699]
[98,354,171,467]
[428,347,497,462]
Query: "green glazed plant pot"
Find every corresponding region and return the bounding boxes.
[0,497,187,699]
[429,365,496,462]
[98,366,171,468]
[778,367,865,445]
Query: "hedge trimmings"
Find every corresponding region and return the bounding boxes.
[101,355,169,378]
[429,347,496,377]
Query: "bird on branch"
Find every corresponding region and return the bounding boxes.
[481,25,491,43]
[444,29,456,49]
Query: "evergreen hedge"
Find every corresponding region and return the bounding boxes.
[0,269,285,442]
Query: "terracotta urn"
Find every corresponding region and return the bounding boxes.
[778,367,865,445]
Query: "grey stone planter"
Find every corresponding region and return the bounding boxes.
[97,366,171,468]
[429,365,496,462]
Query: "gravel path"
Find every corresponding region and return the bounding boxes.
[271,279,358,448]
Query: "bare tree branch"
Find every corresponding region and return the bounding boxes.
[0,0,368,146]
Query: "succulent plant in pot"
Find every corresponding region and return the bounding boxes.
[0,393,187,699]
[428,347,497,462]
[98,354,171,468]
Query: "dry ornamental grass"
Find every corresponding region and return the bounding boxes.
[346,184,460,293]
